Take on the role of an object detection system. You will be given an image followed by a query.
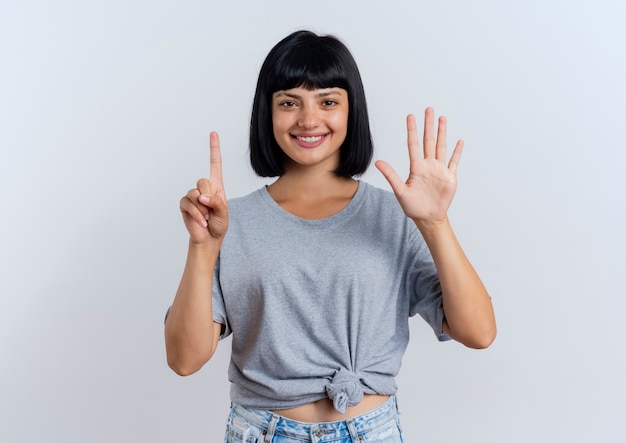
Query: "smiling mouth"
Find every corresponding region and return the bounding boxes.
[294,135,325,143]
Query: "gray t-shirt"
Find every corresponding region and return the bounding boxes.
[212,181,449,413]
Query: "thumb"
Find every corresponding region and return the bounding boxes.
[375,160,406,194]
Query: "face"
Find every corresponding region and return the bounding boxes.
[271,86,349,172]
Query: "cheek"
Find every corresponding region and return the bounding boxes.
[271,115,293,150]
[272,113,291,136]
[271,118,283,142]
[331,112,349,135]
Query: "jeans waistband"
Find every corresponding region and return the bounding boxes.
[230,396,398,440]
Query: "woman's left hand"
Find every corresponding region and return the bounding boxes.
[376,108,463,225]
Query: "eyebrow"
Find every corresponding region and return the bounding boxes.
[274,90,344,99]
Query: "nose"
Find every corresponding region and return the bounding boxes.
[297,106,320,129]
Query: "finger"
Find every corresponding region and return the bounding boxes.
[187,188,209,217]
[406,114,421,163]
[436,116,447,162]
[448,140,464,174]
[180,195,208,228]
[423,107,436,159]
[209,132,223,184]
[196,178,213,195]
[375,160,406,195]
[198,190,228,217]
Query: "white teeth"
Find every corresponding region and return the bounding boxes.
[297,135,323,143]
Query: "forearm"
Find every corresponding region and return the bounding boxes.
[415,218,496,349]
[165,240,222,375]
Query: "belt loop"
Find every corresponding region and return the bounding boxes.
[263,414,279,443]
[346,418,360,442]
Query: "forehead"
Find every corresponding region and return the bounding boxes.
[272,87,347,100]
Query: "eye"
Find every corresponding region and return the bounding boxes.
[322,99,338,107]
[279,101,297,108]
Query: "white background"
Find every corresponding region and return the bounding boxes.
[1,1,625,442]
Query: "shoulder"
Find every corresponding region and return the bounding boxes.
[358,182,425,244]
[224,186,283,234]
[227,187,267,214]
[359,182,405,216]
[360,182,395,201]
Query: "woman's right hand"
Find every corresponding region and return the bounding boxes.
[179,132,229,245]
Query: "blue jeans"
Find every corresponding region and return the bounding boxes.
[224,396,404,442]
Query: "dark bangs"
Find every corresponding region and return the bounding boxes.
[264,38,350,93]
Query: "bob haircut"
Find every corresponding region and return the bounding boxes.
[250,30,373,178]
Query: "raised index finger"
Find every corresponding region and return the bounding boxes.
[209,131,223,184]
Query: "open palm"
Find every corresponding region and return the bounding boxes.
[376,108,463,224]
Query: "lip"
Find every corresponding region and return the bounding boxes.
[291,132,328,149]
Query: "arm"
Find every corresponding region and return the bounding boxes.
[165,132,229,375]
[376,109,496,349]
[416,218,495,348]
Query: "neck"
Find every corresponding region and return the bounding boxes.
[268,169,357,202]
[266,169,359,220]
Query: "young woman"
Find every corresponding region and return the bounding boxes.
[165,30,496,442]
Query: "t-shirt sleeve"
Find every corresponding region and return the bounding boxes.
[407,231,451,342]
[212,254,232,339]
